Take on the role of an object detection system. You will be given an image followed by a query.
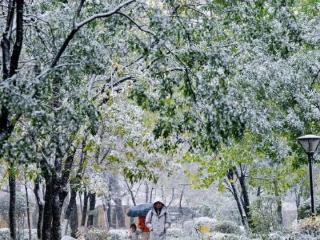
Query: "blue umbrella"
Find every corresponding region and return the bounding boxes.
[127,203,153,217]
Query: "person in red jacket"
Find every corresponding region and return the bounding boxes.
[138,216,150,240]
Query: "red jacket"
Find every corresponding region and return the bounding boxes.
[138,216,150,232]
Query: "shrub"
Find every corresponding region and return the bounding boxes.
[85,228,128,240]
[213,221,241,234]
[61,236,77,240]
[166,227,184,239]
[193,217,216,231]
[182,218,216,239]
[182,217,216,236]
[198,205,213,217]
[107,229,127,240]
[0,228,37,240]
[86,228,109,240]
[289,232,317,240]
[182,220,194,235]
[19,229,38,240]
[298,216,320,237]
[298,199,320,219]
[250,196,282,234]
[268,232,283,240]
[0,228,9,240]
[209,233,242,240]
[86,229,128,240]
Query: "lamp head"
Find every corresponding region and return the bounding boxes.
[297,135,320,154]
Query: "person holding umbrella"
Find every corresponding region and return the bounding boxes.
[127,203,153,240]
[145,199,171,240]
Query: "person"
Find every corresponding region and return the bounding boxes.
[138,216,150,240]
[128,223,140,240]
[145,199,170,240]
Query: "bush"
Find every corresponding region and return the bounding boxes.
[298,216,320,237]
[0,228,37,240]
[213,221,241,234]
[198,205,213,217]
[61,236,77,240]
[289,232,317,240]
[182,217,216,236]
[0,228,9,240]
[107,229,127,240]
[209,233,242,240]
[86,228,109,240]
[86,229,127,240]
[298,199,320,219]
[182,220,194,235]
[250,196,282,234]
[19,229,38,240]
[193,217,216,231]
[268,232,283,240]
[166,227,184,239]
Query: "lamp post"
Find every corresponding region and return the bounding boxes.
[297,134,320,216]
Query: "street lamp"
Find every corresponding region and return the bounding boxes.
[297,134,320,216]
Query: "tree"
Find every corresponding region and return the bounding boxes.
[131,0,320,230]
[0,0,173,238]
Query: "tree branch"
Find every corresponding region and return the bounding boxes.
[4,0,15,37]
[116,11,156,36]
[125,179,136,206]
[1,0,15,79]
[76,0,136,29]
[133,182,142,200]
[76,0,86,18]
[9,0,24,76]
[117,11,198,100]
[167,188,175,207]
[51,0,136,67]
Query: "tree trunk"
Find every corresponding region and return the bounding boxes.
[34,179,44,240]
[114,198,125,228]
[274,179,283,226]
[111,207,117,228]
[256,186,262,209]
[161,186,165,203]
[0,0,24,150]
[167,188,175,207]
[9,162,16,240]
[51,196,62,240]
[42,174,69,240]
[125,180,136,206]
[47,147,75,240]
[149,187,154,203]
[42,180,53,240]
[70,208,78,238]
[145,182,149,203]
[107,199,112,228]
[52,168,72,240]
[24,177,32,240]
[227,170,246,227]
[64,220,69,236]
[66,188,78,238]
[81,190,88,226]
[179,185,185,213]
[79,192,83,215]
[237,168,252,228]
[87,193,96,227]
[103,200,110,230]
[294,185,301,209]
[65,138,87,237]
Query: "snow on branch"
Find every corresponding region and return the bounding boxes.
[76,0,136,29]
[51,0,137,68]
